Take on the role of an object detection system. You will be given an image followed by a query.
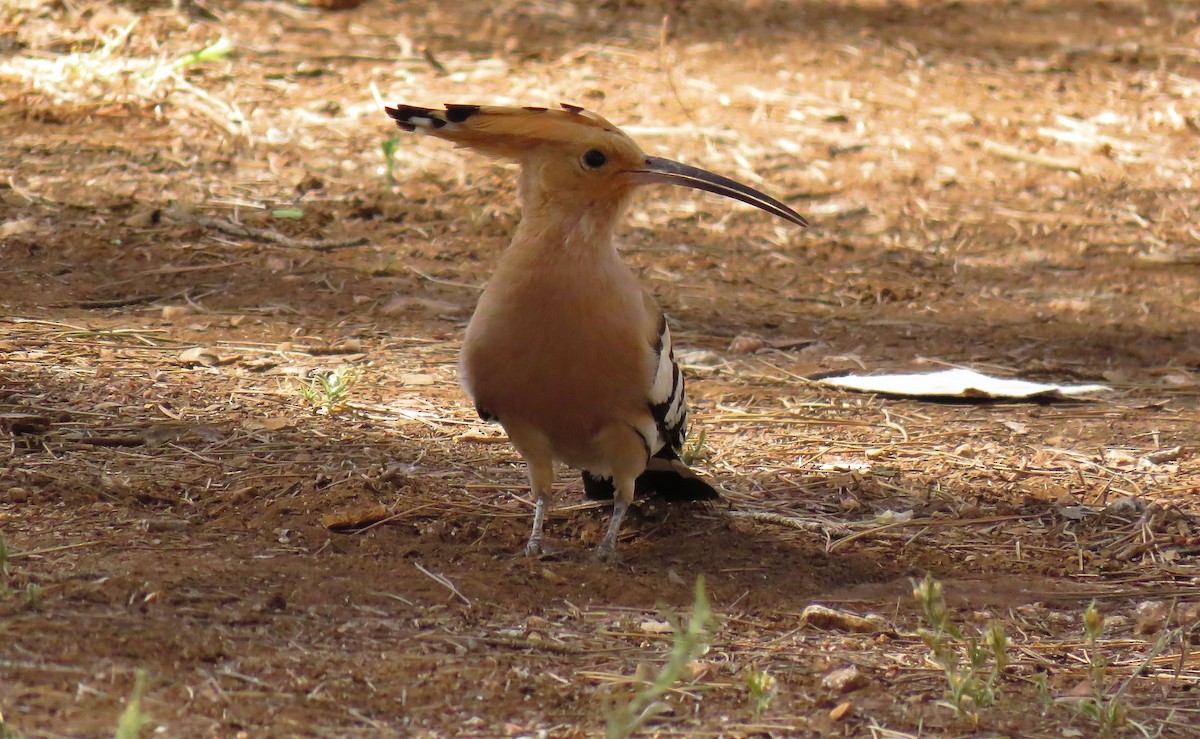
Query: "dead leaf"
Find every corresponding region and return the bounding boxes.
[179,347,239,367]
[1143,446,1182,464]
[242,417,294,431]
[401,373,436,386]
[728,334,766,354]
[241,356,279,372]
[999,419,1030,434]
[1059,680,1093,699]
[321,505,391,531]
[383,296,463,315]
[0,218,37,238]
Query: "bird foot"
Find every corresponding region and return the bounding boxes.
[591,545,621,564]
[524,538,565,558]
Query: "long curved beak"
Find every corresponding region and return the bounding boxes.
[627,156,808,228]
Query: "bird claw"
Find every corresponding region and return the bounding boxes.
[591,545,621,564]
[524,538,544,557]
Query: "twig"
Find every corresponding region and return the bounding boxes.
[414,562,472,607]
[172,212,368,251]
[658,15,696,125]
[72,295,163,309]
[828,513,1045,552]
[10,541,106,559]
[728,509,853,535]
[401,263,484,291]
[979,138,1083,174]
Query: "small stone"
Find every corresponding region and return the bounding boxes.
[1135,600,1169,635]
[822,666,869,693]
[178,347,220,367]
[7,486,29,504]
[161,305,192,320]
[640,620,673,634]
[801,604,888,634]
[829,700,854,721]
[676,349,723,368]
[728,334,766,354]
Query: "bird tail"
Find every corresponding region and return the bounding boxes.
[582,447,719,501]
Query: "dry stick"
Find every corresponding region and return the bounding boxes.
[173,213,368,251]
[826,513,1044,552]
[658,15,696,125]
[978,138,1083,174]
[10,541,105,559]
[413,562,472,607]
[728,509,853,535]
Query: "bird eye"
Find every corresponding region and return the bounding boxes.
[582,149,607,169]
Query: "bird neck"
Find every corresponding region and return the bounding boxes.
[511,169,633,261]
[510,197,631,262]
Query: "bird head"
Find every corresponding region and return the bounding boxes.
[386,102,807,228]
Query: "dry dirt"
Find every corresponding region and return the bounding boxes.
[2,0,1200,736]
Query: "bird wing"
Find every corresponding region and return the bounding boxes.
[646,309,687,455]
[582,297,717,501]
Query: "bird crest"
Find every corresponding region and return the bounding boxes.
[385,102,638,160]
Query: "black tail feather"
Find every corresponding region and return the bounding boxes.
[582,447,719,501]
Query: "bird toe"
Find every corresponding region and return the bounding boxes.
[591,545,622,565]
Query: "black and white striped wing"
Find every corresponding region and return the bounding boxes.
[581,314,717,501]
[647,315,687,454]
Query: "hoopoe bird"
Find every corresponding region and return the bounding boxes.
[386,102,807,560]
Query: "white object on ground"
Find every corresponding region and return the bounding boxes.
[819,368,1111,400]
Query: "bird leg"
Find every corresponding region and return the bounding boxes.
[525,494,549,556]
[523,456,555,556]
[592,425,648,562]
[595,495,631,562]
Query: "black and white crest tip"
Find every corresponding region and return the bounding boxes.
[386,104,481,133]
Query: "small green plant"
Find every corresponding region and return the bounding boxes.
[606,575,715,739]
[0,703,18,739]
[1066,601,1175,738]
[913,574,1009,722]
[269,207,304,220]
[300,366,357,414]
[114,669,150,739]
[681,428,706,467]
[170,37,232,71]
[745,667,777,716]
[1073,601,1127,736]
[1033,670,1052,710]
[23,583,42,610]
[0,535,10,597]
[381,135,401,186]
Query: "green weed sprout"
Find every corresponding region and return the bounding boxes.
[0,535,9,597]
[606,575,715,739]
[913,573,1009,722]
[300,366,357,415]
[745,667,777,716]
[381,136,401,186]
[171,37,232,71]
[114,669,150,739]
